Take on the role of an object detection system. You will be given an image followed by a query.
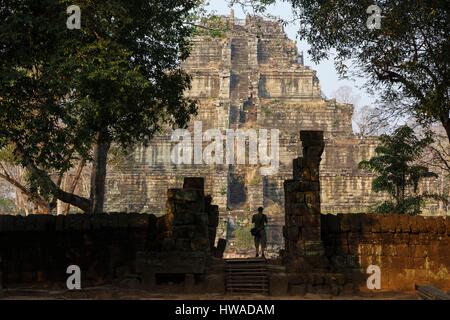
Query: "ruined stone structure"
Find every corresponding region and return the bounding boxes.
[283,131,329,272]
[280,130,450,294]
[0,14,446,256]
[102,15,383,217]
[96,15,384,255]
[96,14,445,256]
[100,18,379,214]
[321,213,450,292]
[0,177,221,288]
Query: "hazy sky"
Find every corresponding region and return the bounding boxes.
[206,0,376,111]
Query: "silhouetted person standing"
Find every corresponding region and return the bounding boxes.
[252,207,268,258]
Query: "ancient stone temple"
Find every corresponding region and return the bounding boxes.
[0,14,444,252]
[103,17,381,227]
[97,14,443,255]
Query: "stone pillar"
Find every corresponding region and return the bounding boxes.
[283,131,327,272]
[164,177,220,255]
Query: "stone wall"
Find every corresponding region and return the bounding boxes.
[321,213,450,292]
[282,130,450,293]
[0,179,220,288]
[0,212,158,286]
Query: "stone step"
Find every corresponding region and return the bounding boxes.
[225,258,269,295]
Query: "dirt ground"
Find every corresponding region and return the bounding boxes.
[0,285,420,300]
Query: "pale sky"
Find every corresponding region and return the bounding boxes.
[205,0,376,114]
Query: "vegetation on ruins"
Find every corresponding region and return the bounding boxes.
[0,0,200,213]
[192,14,231,38]
[228,0,450,142]
[359,125,441,215]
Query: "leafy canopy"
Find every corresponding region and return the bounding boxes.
[359,125,438,215]
[0,0,200,212]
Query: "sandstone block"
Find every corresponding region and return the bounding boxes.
[270,273,289,296]
[397,215,411,233]
[205,274,225,294]
[436,217,446,234]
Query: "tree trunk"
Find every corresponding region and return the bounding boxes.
[443,117,450,144]
[89,132,111,214]
[63,159,86,215]
[25,162,92,212]
[16,145,92,213]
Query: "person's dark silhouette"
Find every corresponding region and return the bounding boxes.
[252,207,268,258]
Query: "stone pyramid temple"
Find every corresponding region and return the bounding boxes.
[104,14,387,218]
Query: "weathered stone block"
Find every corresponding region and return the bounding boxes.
[291,204,309,216]
[300,227,320,240]
[360,215,373,233]
[412,245,428,258]
[304,192,319,209]
[289,215,303,226]
[371,218,381,233]
[190,237,209,252]
[436,217,446,234]
[302,214,320,228]
[205,274,225,294]
[286,226,300,241]
[425,218,438,234]
[128,213,149,228]
[270,273,289,296]
[393,232,410,244]
[380,215,397,233]
[173,212,196,226]
[173,226,196,239]
[381,232,394,244]
[290,284,306,296]
[410,216,426,233]
[183,177,204,192]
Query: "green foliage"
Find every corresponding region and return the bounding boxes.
[359,125,438,215]
[0,198,15,213]
[248,174,261,186]
[193,15,230,38]
[260,105,272,115]
[0,145,17,164]
[0,0,200,211]
[233,225,254,249]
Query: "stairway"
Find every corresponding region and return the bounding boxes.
[225,258,269,295]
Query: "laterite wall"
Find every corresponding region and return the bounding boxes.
[321,214,450,291]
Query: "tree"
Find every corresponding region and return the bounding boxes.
[418,126,450,214]
[0,145,55,214]
[331,85,361,106]
[227,0,450,142]
[0,0,199,213]
[353,105,391,137]
[359,125,439,215]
